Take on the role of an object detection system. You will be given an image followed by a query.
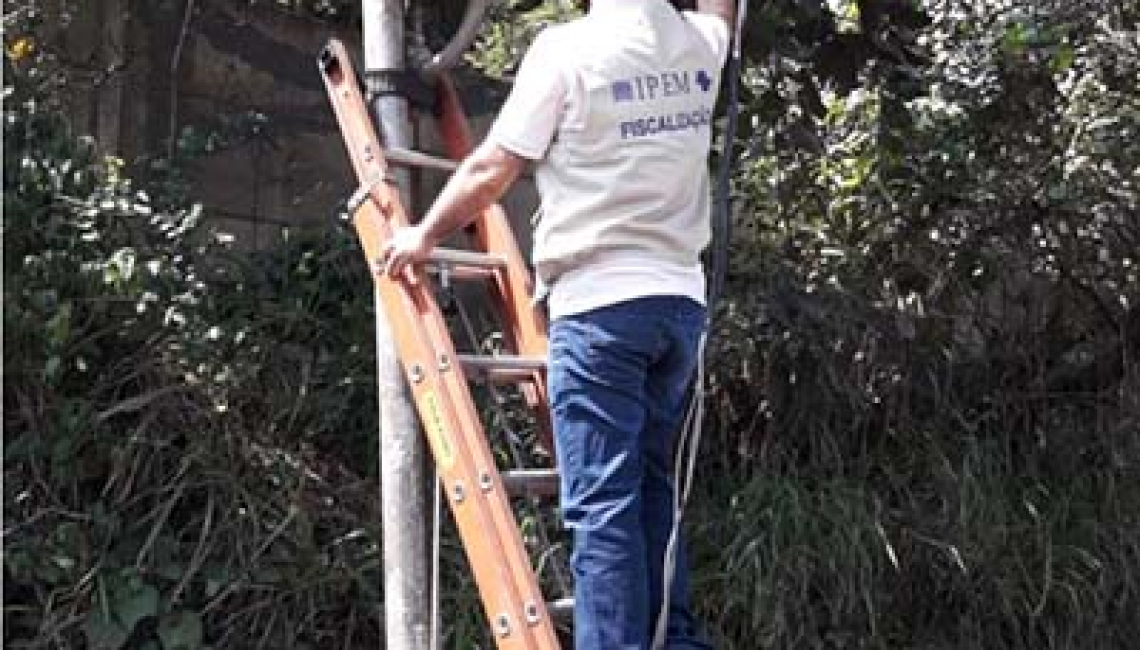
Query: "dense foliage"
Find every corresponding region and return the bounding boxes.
[697,1,1140,646]
[5,6,384,647]
[5,0,1138,648]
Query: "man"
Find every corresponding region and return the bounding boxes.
[381,0,734,647]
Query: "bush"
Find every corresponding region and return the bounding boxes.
[3,12,386,647]
[691,1,1140,647]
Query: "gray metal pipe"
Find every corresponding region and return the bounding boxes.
[361,1,432,649]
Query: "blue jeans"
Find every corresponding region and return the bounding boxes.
[548,295,712,650]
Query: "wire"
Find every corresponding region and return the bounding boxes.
[430,471,442,650]
[654,1,748,647]
[707,0,749,308]
[651,332,708,649]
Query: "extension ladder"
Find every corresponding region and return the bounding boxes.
[318,39,565,649]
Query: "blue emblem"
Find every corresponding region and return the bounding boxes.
[612,80,635,102]
[696,70,713,92]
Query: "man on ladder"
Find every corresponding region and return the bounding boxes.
[381,0,735,647]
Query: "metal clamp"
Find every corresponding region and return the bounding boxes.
[364,69,437,112]
[345,173,391,215]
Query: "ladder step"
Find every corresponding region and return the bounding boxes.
[323,39,563,649]
[547,598,573,622]
[501,469,559,497]
[424,248,508,279]
[386,147,460,172]
[458,354,547,382]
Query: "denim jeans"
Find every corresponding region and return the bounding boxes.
[548,295,712,650]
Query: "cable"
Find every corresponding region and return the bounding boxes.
[651,332,708,649]
[653,1,748,648]
[707,0,749,309]
[430,471,442,650]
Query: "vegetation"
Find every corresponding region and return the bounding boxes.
[697,1,1139,646]
[5,0,1138,649]
[5,6,382,647]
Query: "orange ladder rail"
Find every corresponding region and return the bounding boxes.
[317,39,562,650]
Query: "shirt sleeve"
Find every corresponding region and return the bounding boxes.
[683,12,732,67]
[486,29,567,161]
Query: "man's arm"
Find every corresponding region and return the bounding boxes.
[380,140,526,279]
[696,0,734,28]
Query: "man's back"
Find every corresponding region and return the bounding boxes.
[376,3,736,648]
[489,0,729,318]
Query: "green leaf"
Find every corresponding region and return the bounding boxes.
[112,577,159,632]
[1001,22,1030,54]
[157,610,204,650]
[83,610,129,650]
[44,355,62,381]
[45,302,72,348]
[1050,43,1075,73]
[106,248,137,286]
[50,433,77,468]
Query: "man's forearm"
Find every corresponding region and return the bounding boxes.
[696,0,734,27]
[418,141,524,245]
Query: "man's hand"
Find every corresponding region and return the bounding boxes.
[377,224,433,281]
[372,141,525,283]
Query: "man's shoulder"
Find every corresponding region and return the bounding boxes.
[679,10,731,62]
[522,18,595,74]
[531,17,591,52]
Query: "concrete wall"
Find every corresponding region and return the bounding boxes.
[58,0,536,252]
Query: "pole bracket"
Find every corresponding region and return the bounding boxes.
[364,69,438,115]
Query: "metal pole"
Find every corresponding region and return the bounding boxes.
[362,2,431,649]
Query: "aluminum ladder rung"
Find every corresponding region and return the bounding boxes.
[501,469,559,497]
[458,354,547,382]
[387,147,460,172]
[424,247,507,274]
[547,598,574,622]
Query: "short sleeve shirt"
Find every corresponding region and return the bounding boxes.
[487,0,731,318]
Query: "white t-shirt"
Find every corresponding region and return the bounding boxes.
[488,0,730,318]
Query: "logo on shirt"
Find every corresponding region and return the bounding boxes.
[619,108,712,140]
[610,70,716,104]
[609,69,717,140]
[696,70,713,93]
[611,80,635,103]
